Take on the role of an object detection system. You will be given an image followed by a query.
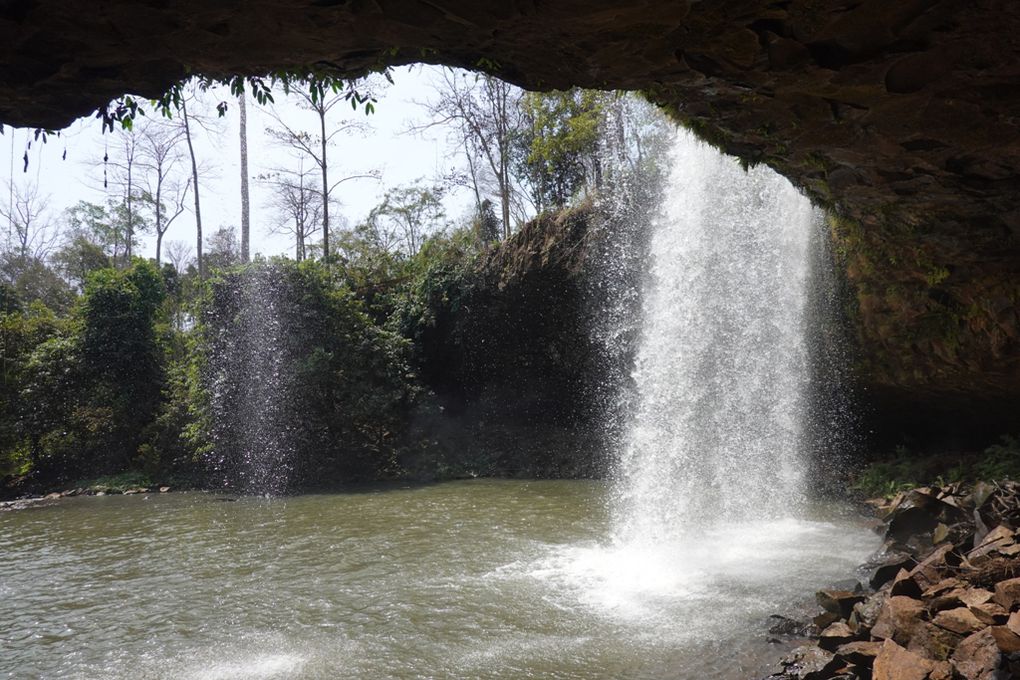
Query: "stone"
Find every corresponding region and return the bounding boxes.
[969,602,1010,626]
[1008,611,1020,636]
[989,626,1020,654]
[932,607,985,636]
[907,622,962,662]
[817,590,866,619]
[852,590,889,632]
[819,622,858,651]
[992,577,1020,611]
[870,553,918,590]
[952,629,1004,680]
[159,486,171,493]
[779,645,841,680]
[872,596,926,645]
[835,640,884,667]
[768,614,812,638]
[872,639,934,680]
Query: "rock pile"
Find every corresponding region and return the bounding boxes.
[763,482,1020,680]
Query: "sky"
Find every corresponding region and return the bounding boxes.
[1,65,478,263]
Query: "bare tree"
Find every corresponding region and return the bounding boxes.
[415,69,528,239]
[265,80,381,259]
[176,82,224,279]
[137,121,191,264]
[97,128,148,263]
[0,180,58,259]
[164,239,194,274]
[259,161,324,261]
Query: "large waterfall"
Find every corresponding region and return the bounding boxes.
[613,131,818,544]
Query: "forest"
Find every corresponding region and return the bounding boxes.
[0,74,671,494]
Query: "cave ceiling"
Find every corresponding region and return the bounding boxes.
[3,0,1020,397]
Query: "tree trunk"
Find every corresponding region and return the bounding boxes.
[319,105,329,260]
[155,177,163,264]
[182,97,204,279]
[239,92,251,263]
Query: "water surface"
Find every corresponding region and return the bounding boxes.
[0,481,878,679]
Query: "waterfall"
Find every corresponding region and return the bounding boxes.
[206,265,293,496]
[613,130,821,546]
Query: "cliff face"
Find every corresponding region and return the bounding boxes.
[407,204,626,478]
[2,0,1018,428]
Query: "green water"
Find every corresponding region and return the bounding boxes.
[0,480,878,679]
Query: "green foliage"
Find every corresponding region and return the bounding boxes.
[973,436,1020,481]
[519,89,607,208]
[195,260,418,489]
[98,69,389,135]
[852,436,1020,497]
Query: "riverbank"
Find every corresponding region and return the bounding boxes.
[760,481,1020,680]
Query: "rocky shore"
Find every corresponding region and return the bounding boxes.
[763,482,1020,680]
[0,485,172,511]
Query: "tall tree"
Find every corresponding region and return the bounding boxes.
[176,83,225,279]
[99,129,148,264]
[418,70,527,239]
[137,122,191,264]
[238,91,251,263]
[260,162,324,262]
[265,78,380,259]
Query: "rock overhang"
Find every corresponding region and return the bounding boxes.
[2,0,1019,414]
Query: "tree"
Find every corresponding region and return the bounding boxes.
[137,121,191,265]
[519,89,607,210]
[366,182,446,256]
[417,70,527,239]
[164,240,194,274]
[176,83,224,280]
[239,91,251,263]
[265,77,381,259]
[205,226,241,271]
[260,161,324,261]
[1,180,57,260]
[99,129,149,263]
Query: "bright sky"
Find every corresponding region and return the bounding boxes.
[1,65,477,262]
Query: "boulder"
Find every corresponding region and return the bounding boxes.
[932,607,985,636]
[870,552,918,590]
[952,629,1004,680]
[906,622,962,662]
[992,577,1020,611]
[819,622,858,652]
[817,590,866,619]
[872,596,926,645]
[872,639,934,680]
[835,641,884,667]
[968,601,1010,626]
[988,625,1020,654]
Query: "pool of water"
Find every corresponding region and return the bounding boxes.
[0,480,879,679]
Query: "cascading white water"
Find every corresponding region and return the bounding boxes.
[613,129,820,545]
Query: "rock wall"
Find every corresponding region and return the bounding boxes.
[406,204,619,478]
[2,0,1018,436]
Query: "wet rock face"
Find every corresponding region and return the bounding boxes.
[2,1,1018,416]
